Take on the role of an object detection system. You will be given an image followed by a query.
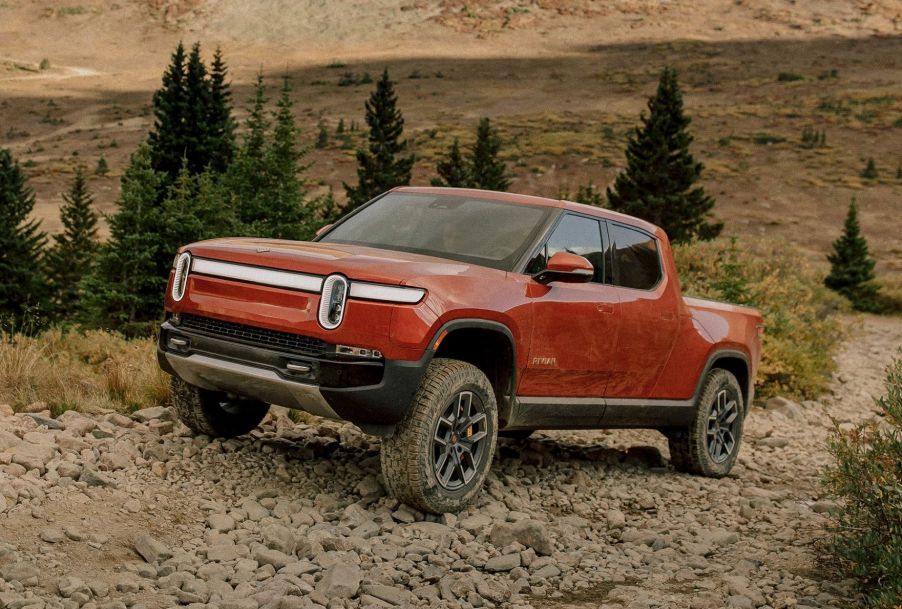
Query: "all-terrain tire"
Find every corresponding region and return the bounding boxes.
[170,377,270,438]
[381,358,498,514]
[667,368,744,477]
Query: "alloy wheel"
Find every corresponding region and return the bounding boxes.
[432,390,489,490]
[706,388,739,464]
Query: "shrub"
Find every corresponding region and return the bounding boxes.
[825,356,902,608]
[674,238,846,400]
[777,72,804,82]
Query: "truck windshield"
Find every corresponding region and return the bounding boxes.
[320,192,554,271]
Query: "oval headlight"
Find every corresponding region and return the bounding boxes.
[318,274,348,330]
[171,252,192,302]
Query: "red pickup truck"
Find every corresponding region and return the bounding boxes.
[158,187,762,513]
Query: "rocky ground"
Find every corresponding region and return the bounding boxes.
[1,314,901,609]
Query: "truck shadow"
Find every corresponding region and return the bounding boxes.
[215,422,675,505]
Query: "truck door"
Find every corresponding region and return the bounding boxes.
[604,221,680,399]
[516,213,621,426]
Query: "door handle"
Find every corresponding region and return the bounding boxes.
[661,312,675,321]
[597,304,614,314]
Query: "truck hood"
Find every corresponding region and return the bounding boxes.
[185,238,495,286]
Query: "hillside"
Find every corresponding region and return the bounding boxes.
[0,0,900,282]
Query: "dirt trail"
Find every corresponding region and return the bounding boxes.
[0,57,102,82]
[0,314,901,609]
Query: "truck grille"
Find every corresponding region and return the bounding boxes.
[179,314,330,357]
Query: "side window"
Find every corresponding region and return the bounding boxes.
[609,223,662,290]
[526,214,605,283]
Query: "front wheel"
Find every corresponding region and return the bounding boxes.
[380,359,498,514]
[667,369,744,477]
[170,377,270,438]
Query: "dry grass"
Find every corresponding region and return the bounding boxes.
[0,328,168,415]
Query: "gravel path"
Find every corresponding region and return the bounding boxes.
[1,314,900,609]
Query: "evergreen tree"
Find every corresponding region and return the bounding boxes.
[243,73,270,162]
[0,148,47,322]
[861,158,878,180]
[825,199,881,312]
[344,69,414,211]
[572,182,604,207]
[224,74,270,229]
[148,42,235,181]
[431,138,470,187]
[160,163,236,255]
[261,77,311,239]
[45,167,98,319]
[182,42,212,176]
[469,117,509,191]
[316,122,329,148]
[95,155,109,176]
[224,76,312,239]
[148,42,190,180]
[206,47,236,173]
[310,187,341,233]
[82,145,165,333]
[606,67,722,243]
[336,118,345,134]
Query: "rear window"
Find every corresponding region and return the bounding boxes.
[609,223,662,290]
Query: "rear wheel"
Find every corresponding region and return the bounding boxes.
[667,369,744,477]
[170,377,270,438]
[381,359,498,514]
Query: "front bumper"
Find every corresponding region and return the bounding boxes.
[158,319,431,434]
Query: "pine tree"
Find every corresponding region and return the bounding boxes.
[95,155,109,176]
[206,47,236,173]
[336,118,345,134]
[148,42,190,180]
[160,163,236,256]
[82,145,165,333]
[45,167,98,319]
[316,122,329,148]
[0,148,47,322]
[310,187,341,233]
[182,42,211,175]
[224,74,270,229]
[148,42,235,180]
[606,67,722,243]
[825,199,881,312]
[344,69,414,211]
[224,76,312,239]
[261,77,311,239]
[431,138,470,187]
[469,117,509,191]
[861,158,878,180]
[573,182,604,207]
[243,73,269,163]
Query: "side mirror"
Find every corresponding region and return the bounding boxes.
[315,223,334,238]
[533,251,594,285]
